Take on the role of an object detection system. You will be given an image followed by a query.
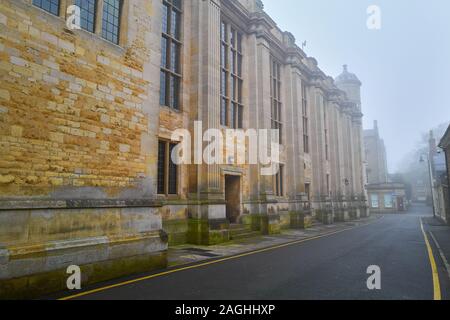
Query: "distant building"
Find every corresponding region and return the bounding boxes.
[366,183,407,213]
[364,121,407,212]
[364,121,388,184]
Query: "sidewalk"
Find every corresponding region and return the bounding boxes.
[422,216,450,281]
[168,215,381,268]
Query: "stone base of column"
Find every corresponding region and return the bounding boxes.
[187,218,230,245]
[334,209,350,222]
[349,207,358,220]
[290,211,313,229]
[316,209,334,225]
[360,207,370,218]
[260,214,281,235]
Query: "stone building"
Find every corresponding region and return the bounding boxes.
[0,0,367,297]
[364,121,407,212]
[364,120,388,184]
[438,126,450,224]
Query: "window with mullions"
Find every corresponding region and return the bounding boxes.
[102,0,122,45]
[302,83,309,154]
[220,21,243,129]
[75,0,96,33]
[160,0,182,110]
[270,57,282,144]
[33,0,60,16]
[157,140,178,195]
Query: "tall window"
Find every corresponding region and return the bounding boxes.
[274,165,284,197]
[371,194,379,208]
[160,0,182,110]
[75,0,96,33]
[102,0,122,44]
[384,194,393,208]
[302,83,309,153]
[270,57,282,144]
[220,21,243,128]
[158,140,178,195]
[33,0,60,15]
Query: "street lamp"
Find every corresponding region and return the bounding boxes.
[420,154,436,218]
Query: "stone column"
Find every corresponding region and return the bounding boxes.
[187,0,230,245]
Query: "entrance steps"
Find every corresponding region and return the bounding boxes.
[229,224,261,240]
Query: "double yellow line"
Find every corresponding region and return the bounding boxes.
[420,218,442,300]
[59,218,381,300]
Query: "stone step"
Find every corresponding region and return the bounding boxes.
[229,224,251,231]
[230,231,261,241]
[230,227,251,236]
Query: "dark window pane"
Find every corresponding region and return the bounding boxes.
[171,9,180,40]
[161,37,168,68]
[168,143,178,194]
[33,0,60,15]
[102,0,122,44]
[160,71,167,106]
[75,0,96,33]
[230,103,235,129]
[157,141,166,194]
[237,54,242,77]
[170,42,180,73]
[170,75,180,109]
[162,4,169,34]
[221,98,227,126]
[237,105,243,129]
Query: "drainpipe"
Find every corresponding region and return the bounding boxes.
[445,148,450,224]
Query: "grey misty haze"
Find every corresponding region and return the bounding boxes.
[263,0,450,172]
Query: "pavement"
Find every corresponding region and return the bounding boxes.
[51,204,450,300]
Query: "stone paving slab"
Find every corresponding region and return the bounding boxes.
[168,216,381,268]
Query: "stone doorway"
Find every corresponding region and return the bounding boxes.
[225,175,241,224]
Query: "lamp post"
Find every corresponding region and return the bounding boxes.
[420,154,436,218]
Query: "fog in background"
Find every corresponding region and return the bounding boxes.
[264,0,450,173]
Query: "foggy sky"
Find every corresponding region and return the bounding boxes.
[264,0,450,172]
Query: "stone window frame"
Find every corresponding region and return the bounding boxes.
[157,139,179,197]
[301,83,309,154]
[270,56,283,145]
[220,19,244,129]
[160,0,183,111]
[29,0,129,47]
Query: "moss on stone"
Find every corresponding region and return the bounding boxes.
[187,219,230,246]
[0,251,167,300]
[163,219,189,246]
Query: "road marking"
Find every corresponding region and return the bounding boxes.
[420,218,442,300]
[429,231,450,281]
[59,217,383,300]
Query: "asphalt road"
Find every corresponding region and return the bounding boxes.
[61,204,450,300]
